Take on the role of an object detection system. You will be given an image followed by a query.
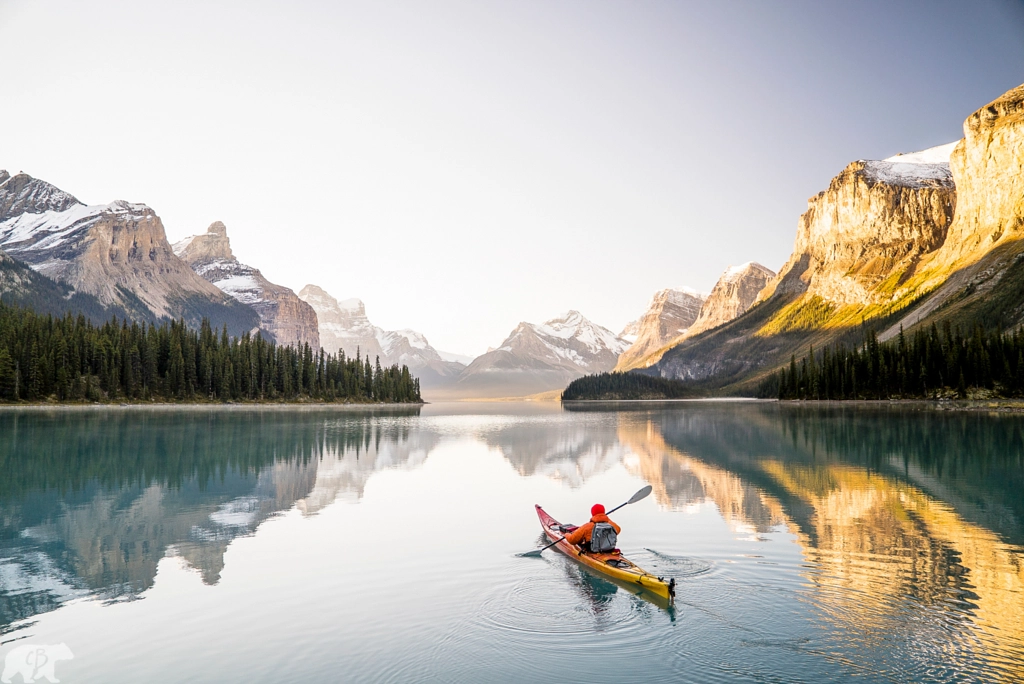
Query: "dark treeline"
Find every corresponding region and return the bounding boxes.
[562,371,699,400]
[758,323,1024,400]
[0,303,421,403]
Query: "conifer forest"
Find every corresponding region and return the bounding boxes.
[759,324,1024,400]
[0,303,422,403]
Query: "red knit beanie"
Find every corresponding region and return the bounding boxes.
[591,503,605,516]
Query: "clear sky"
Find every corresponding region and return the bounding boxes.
[2,0,1023,356]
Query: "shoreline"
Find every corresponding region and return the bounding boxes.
[561,397,1024,412]
[775,398,1024,413]
[0,401,426,412]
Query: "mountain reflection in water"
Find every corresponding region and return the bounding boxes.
[0,407,428,629]
[588,404,1024,680]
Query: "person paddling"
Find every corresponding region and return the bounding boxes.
[564,504,621,553]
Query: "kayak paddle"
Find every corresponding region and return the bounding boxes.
[519,485,653,557]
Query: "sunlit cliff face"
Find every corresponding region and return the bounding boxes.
[620,411,1024,680]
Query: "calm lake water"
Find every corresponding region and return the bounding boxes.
[0,401,1022,683]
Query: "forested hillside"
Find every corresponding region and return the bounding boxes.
[0,303,421,403]
[758,324,1024,400]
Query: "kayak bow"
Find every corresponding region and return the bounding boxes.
[535,504,675,601]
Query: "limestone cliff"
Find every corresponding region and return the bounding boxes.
[0,173,260,336]
[615,288,706,371]
[758,146,956,311]
[174,222,320,350]
[882,83,1024,336]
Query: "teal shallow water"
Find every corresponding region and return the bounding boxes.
[0,402,1022,682]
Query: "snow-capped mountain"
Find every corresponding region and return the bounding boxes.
[173,222,319,349]
[450,311,629,398]
[616,288,707,370]
[0,171,260,336]
[297,284,464,387]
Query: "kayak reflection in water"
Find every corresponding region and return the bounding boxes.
[564,504,622,553]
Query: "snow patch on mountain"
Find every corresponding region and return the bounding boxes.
[861,142,958,188]
[531,311,628,356]
[883,141,958,165]
[673,286,710,300]
[1,200,152,256]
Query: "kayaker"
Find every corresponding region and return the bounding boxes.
[564,504,621,553]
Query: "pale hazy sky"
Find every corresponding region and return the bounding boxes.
[2,1,1023,356]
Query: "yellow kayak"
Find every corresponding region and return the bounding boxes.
[535,504,675,601]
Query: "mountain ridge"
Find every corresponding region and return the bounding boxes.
[0,171,260,336]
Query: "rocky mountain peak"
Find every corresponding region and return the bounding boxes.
[0,171,82,220]
[173,223,319,349]
[881,83,1024,336]
[172,221,234,263]
[298,285,370,325]
[615,287,707,370]
[338,298,368,317]
[721,262,775,283]
[685,262,775,339]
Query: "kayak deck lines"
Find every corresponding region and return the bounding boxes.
[535,504,675,602]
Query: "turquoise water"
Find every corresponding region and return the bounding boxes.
[0,402,1022,682]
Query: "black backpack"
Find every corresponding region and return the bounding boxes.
[590,522,617,552]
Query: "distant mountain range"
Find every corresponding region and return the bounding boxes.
[0,163,777,400]
[441,311,629,399]
[297,284,465,388]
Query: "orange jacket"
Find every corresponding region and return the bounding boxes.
[565,513,621,547]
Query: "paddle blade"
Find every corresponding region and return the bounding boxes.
[518,549,544,558]
[628,484,653,504]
